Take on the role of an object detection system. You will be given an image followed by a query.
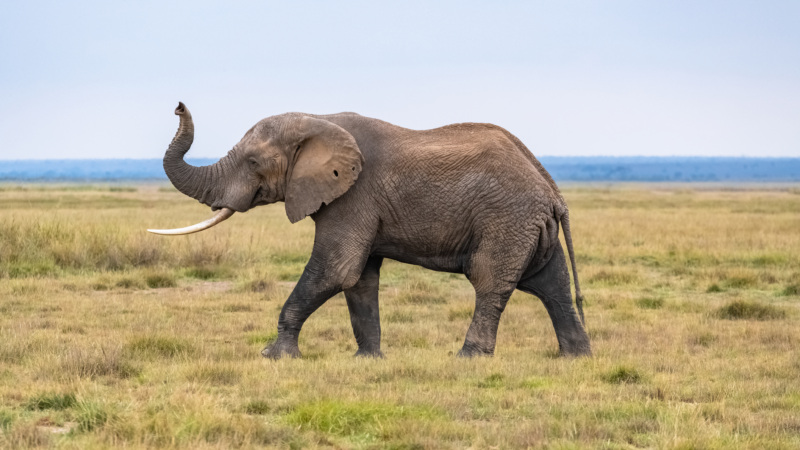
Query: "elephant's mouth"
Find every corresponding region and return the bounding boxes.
[251,186,271,207]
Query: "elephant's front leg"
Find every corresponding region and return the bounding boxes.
[344,256,384,357]
[261,216,377,360]
[261,267,342,359]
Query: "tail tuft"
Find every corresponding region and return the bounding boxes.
[576,294,586,327]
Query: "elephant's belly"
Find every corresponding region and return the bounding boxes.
[371,237,468,274]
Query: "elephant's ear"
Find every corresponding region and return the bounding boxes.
[284,116,363,223]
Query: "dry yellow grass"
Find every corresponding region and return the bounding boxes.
[0,183,799,448]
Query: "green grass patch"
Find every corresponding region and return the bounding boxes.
[7,261,58,278]
[243,400,271,415]
[604,366,644,384]
[277,268,304,281]
[145,272,177,288]
[636,297,664,309]
[223,303,254,312]
[722,275,757,289]
[706,283,723,293]
[184,266,231,280]
[75,400,112,432]
[0,409,14,431]
[782,284,800,296]
[285,400,442,437]
[396,280,447,305]
[477,373,505,388]
[715,301,786,321]
[521,377,553,389]
[115,277,145,289]
[409,337,429,349]
[448,307,473,321]
[271,252,309,265]
[91,282,110,291]
[689,333,716,347]
[124,336,193,358]
[186,365,240,385]
[749,254,786,267]
[385,310,414,323]
[246,331,278,346]
[588,269,639,285]
[26,392,77,411]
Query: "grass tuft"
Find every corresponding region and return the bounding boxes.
[246,331,278,346]
[184,266,230,280]
[589,269,639,285]
[706,284,723,293]
[604,366,643,384]
[243,400,272,415]
[115,277,145,289]
[385,310,415,323]
[715,301,786,321]
[781,284,800,296]
[448,307,473,321]
[689,332,716,347]
[396,280,447,305]
[145,272,177,288]
[26,392,77,411]
[285,400,441,437]
[223,303,254,312]
[636,297,664,309]
[0,409,14,431]
[187,365,241,385]
[723,275,757,289]
[124,336,193,358]
[57,347,141,379]
[75,400,112,432]
[477,373,505,388]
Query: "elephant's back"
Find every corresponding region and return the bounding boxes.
[364,122,560,265]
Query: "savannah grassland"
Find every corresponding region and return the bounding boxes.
[0,184,798,449]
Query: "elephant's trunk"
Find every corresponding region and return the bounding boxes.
[163,102,229,207]
[150,102,236,236]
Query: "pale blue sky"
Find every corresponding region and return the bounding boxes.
[1,1,798,159]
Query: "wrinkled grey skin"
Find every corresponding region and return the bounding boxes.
[162,103,591,359]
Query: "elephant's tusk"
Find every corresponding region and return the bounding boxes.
[147,208,235,235]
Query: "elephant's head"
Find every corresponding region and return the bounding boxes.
[148,103,363,234]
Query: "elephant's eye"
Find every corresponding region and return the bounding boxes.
[248,158,259,169]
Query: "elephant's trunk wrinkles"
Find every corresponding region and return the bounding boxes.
[163,102,231,206]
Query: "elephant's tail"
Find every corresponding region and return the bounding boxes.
[560,211,585,327]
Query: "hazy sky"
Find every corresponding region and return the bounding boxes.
[1,1,798,159]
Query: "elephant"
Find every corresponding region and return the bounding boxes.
[149,102,591,359]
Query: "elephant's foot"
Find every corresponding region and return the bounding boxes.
[557,332,592,357]
[261,339,301,360]
[354,347,384,358]
[456,342,494,358]
[558,343,592,357]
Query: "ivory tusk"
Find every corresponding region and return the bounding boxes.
[147,208,235,235]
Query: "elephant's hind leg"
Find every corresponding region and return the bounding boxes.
[517,244,591,356]
[457,286,515,357]
[458,251,519,357]
[344,256,384,357]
